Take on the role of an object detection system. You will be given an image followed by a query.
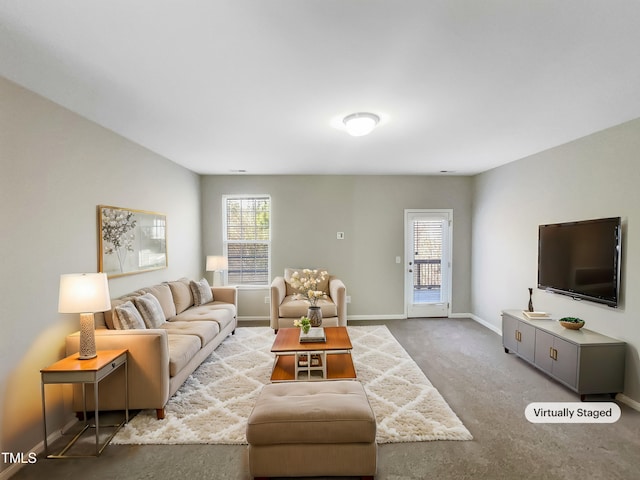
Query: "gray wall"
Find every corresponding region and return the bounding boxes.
[0,78,202,468]
[201,175,473,319]
[471,118,640,404]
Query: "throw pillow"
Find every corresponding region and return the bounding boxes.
[114,301,146,330]
[137,284,177,319]
[134,293,166,329]
[190,278,214,306]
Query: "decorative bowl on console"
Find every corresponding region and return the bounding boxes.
[559,317,585,330]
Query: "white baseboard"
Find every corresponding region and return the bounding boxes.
[347,314,406,321]
[617,393,640,412]
[1,417,77,479]
[0,462,22,480]
[459,312,502,335]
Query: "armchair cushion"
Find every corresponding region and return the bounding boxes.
[279,297,337,318]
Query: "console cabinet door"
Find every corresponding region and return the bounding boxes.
[502,315,535,363]
[518,322,536,363]
[502,314,519,353]
[534,329,554,373]
[535,329,578,388]
[553,337,578,388]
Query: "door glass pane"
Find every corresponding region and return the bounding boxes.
[413,219,443,304]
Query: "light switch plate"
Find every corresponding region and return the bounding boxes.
[337,232,345,240]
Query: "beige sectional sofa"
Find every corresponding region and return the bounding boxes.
[65,277,237,419]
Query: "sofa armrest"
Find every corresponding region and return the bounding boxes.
[329,277,347,326]
[270,276,287,329]
[212,286,237,308]
[65,329,170,413]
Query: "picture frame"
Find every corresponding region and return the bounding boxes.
[98,205,167,278]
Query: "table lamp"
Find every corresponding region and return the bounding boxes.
[58,273,111,360]
[206,255,228,286]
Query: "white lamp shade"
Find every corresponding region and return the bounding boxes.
[58,273,111,313]
[206,255,228,271]
[343,112,380,136]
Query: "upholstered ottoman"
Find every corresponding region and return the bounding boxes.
[246,380,377,479]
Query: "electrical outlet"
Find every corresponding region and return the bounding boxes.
[346,296,351,303]
[264,296,270,304]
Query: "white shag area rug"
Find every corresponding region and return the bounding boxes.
[113,325,472,445]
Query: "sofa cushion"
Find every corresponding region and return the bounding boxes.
[246,381,376,445]
[161,321,220,347]
[137,284,176,319]
[113,301,146,330]
[190,278,214,306]
[134,293,166,329]
[167,278,194,314]
[278,296,337,318]
[167,334,201,377]
[171,303,235,331]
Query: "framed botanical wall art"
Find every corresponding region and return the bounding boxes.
[98,205,167,278]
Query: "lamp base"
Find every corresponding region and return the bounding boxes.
[79,313,97,360]
[212,270,225,286]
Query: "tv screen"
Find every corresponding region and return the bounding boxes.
[537,217,621,307]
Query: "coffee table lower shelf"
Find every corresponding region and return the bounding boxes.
[271,353,356,382]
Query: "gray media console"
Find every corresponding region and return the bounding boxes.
[502,310,625,400]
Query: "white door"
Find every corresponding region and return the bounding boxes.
[404,209,452,318]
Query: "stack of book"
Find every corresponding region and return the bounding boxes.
[299,327,326,343]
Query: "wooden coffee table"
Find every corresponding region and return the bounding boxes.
[270,326,357,382]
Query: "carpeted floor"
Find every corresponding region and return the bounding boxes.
[10,318,640,480]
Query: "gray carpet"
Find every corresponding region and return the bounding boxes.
[10,318,640,480]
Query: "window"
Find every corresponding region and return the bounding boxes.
[223,195,271,285]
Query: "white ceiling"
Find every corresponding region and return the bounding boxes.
[2,1,640,175]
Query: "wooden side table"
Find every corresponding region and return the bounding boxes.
[40,349,128,458]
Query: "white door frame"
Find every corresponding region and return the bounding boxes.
[404,209,453,318]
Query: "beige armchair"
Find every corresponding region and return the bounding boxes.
[270,268,346,332]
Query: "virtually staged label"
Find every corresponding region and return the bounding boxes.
[525,402,621,423]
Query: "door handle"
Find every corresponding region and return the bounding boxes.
[409,269,413,273]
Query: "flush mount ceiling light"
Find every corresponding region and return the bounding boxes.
[343,112,380,136]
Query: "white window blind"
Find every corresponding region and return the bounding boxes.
[223,195,271,285]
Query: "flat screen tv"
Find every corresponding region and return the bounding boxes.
[537,217,622,308]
